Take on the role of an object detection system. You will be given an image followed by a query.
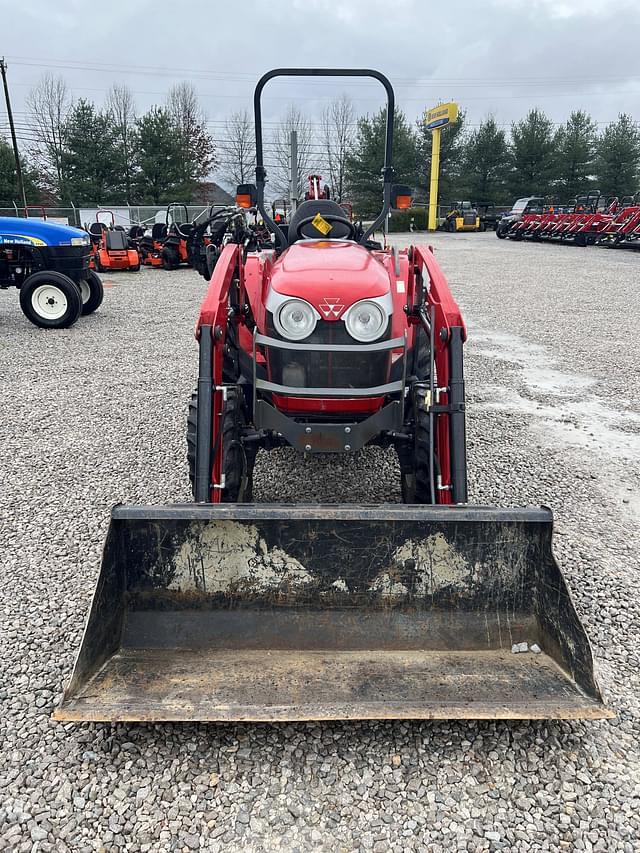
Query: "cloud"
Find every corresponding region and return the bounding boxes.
[2,0,638,139]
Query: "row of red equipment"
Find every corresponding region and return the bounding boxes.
[502,191,640,247]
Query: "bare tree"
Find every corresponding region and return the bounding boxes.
[271,105,316,199]
[219,109,255,187]
[321,95,355,202]
[25,73,71,198]
[166,82,216,193]
[106,84,136,202]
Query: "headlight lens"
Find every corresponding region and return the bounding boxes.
[71,236,90,246]
[275,299,317,341]
[344,300,386,342]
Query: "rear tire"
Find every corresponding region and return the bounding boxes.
[162,248,180,270]
[187,386,253,502]
[79,270,104,315]
[19,271,83,329]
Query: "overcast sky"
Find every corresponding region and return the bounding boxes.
[2,0,639,152]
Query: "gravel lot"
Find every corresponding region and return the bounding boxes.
[1,233,639,852]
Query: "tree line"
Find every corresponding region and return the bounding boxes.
[346,106,640,216]
[1,73,639,212]
[1,75,215,206]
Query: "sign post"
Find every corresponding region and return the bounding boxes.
[425,102,459,231]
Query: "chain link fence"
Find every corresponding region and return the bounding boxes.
[0,204,227,229]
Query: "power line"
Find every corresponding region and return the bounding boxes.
[6,55,640,86]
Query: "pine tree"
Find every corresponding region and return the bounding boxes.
[508,109,556,197]
[345,108,418,217]
[62,100,120,204]
[554,111,597,200]
[595,114,640,198]
[462,117,509,202]
[0,138,39,207]
[135,108,183,203]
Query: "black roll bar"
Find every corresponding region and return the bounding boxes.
[254,68,395,249]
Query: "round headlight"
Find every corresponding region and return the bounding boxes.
[344,300,386,342]
[275,299,317,341]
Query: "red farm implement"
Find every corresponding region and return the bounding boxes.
[502,192,636,247]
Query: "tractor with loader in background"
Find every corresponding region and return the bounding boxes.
[55,69,609,724]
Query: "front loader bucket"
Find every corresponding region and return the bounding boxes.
[55,505,610,722]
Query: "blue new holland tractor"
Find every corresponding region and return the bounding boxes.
[0,216,104,328]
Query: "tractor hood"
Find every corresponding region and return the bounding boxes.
[0,217,90,248]
[268,240,392,320]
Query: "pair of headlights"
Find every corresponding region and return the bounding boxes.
[274,298,387,343]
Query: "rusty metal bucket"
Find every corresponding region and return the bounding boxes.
[54,504,611,722]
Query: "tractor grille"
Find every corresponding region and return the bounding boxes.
[265,314,391,391]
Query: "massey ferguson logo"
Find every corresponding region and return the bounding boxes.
[318,298,345,318]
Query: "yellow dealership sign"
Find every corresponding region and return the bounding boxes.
[425,102,459,130]
[425,102,459,229]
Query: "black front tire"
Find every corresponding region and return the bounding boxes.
[187,386,254,502]
[19,271,83,329]
[400,330,434,504]
[79,270,104,315]
[401,386,434,504]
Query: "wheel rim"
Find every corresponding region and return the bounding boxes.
[79,280,90,304]
[31,284,68,320]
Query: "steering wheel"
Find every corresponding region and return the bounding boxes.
[294,213,356,241]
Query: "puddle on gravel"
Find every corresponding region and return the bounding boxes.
[480,386,640,465]
[471,331,547,366]
[521,367,595,395]
[471,328,640,473]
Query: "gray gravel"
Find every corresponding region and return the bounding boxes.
[1,235,639,852]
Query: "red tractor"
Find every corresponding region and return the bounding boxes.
[55,70,608,724]
[188,72,467,506]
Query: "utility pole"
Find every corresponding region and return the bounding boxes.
[0,57,28,213]
[289,130,298,211]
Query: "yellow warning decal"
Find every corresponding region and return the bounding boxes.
[311,213,332,236]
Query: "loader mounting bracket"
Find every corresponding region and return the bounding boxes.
[254,399,403,453]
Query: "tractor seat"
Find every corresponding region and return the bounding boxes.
[288,199,353,244]
[151,223,168,240]
[106,229,129,251]
[174,223,194,238]
[89,222,105,237]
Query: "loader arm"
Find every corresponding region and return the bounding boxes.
[195,243,243,502]
[410,246,468,504]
